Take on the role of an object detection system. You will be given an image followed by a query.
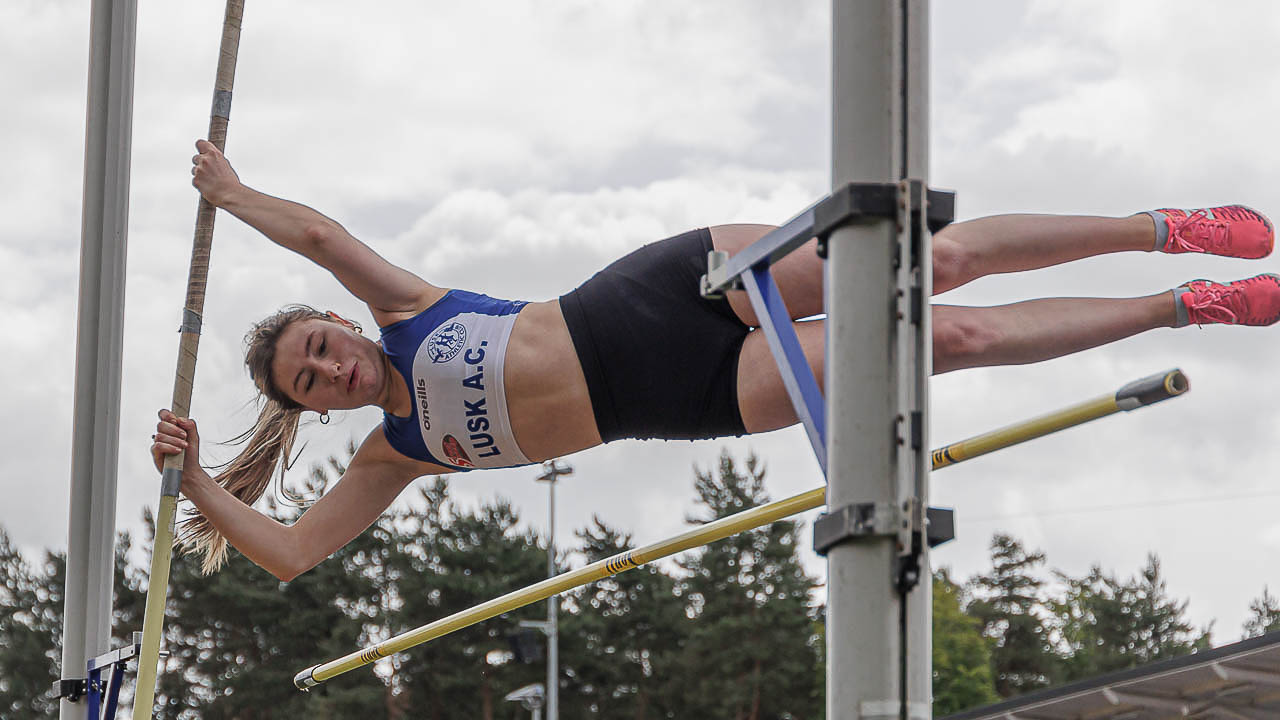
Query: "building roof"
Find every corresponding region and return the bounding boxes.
[942,631,1280,720]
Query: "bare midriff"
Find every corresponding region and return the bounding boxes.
[501,299,603,461]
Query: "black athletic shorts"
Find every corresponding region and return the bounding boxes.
[559,227,751,442]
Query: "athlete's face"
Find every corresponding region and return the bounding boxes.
[271,317,384,413]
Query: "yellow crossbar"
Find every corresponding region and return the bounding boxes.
[294,368,1187,689]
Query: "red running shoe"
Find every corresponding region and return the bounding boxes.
[1178,274,1280,327]
[1154,205,1274,259]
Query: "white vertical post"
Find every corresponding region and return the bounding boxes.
[827,1,931,719]
[59,0,136,717]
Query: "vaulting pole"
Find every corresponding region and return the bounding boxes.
[58,1,136,717]
[133,2,245,717]
[293,369,1187,689]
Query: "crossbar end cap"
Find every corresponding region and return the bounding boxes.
[1115,368,1189,410]
[294,666,320,691]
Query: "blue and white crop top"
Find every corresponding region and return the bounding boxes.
[379,289,532,471]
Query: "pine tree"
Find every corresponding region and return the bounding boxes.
[966,534,1057,697]
[148,445,391,719]
[0,528,61,718]
[559,517,689,719]
[676,450,822,720]
[0,527,146,718]
[1052,554,1208,681]
[1243,587,1280,638]
[932,568,998,715]
[386,479,547,720]
[1128,555,1211,659]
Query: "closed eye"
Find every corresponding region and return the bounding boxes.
[304,335,326,393]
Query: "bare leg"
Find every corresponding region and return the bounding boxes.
[738,293,1178,431]
[935,214,1156,294]
[714,214,1160,326]
[932,294,1177,374]
[712,224,825,325]
[737,319,826,433]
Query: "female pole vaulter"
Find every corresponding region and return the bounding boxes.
[152,139,1279,580]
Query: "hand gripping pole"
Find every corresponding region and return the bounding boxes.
[293,369,1188,690]
[132,2,245,717]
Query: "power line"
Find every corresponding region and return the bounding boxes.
[962,489,1280,523]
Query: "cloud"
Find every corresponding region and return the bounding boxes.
[383,166,821,299]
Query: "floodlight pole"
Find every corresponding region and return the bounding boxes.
[57,0,136,717]
[827,2,932,720]
[536,459,573,720]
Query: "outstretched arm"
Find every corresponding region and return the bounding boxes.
[191,140,445,324]
[154,412,438,580]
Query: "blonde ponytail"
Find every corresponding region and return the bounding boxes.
[176,401,304,573]
[177,305,333,574]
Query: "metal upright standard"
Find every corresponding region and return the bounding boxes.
[536,460,574,720]
[292,367,1187,689]
[132,2,246,718]
[826,2,931,718]
[714,2,938,712]
[55,0,136,717]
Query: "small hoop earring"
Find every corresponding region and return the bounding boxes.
[319,411,330,425]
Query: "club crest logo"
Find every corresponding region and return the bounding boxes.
[426,321,467,363]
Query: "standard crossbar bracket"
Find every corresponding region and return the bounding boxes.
[55,632,148,720]
[51,678,88,702]
[812,504,955,556]
[698,181,954,477]
[813,181,954,258]
[700,181,955,298]
[926,507,955,549]
[86,631,145,671]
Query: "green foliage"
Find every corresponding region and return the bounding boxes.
[0,529,61,719]
[152,447,392,719]
[1244,586,1280,638]
[559,517,689,719]
[1,446,1246,719]
[0,524,148,719]
[966,534,1058,696]
[932,568,998,715]
[1050,554,1210,682]
[964,537,1209,701]
[676,451,823,720]
[386,478,548,719]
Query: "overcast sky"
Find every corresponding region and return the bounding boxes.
[5,0,1280,647]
